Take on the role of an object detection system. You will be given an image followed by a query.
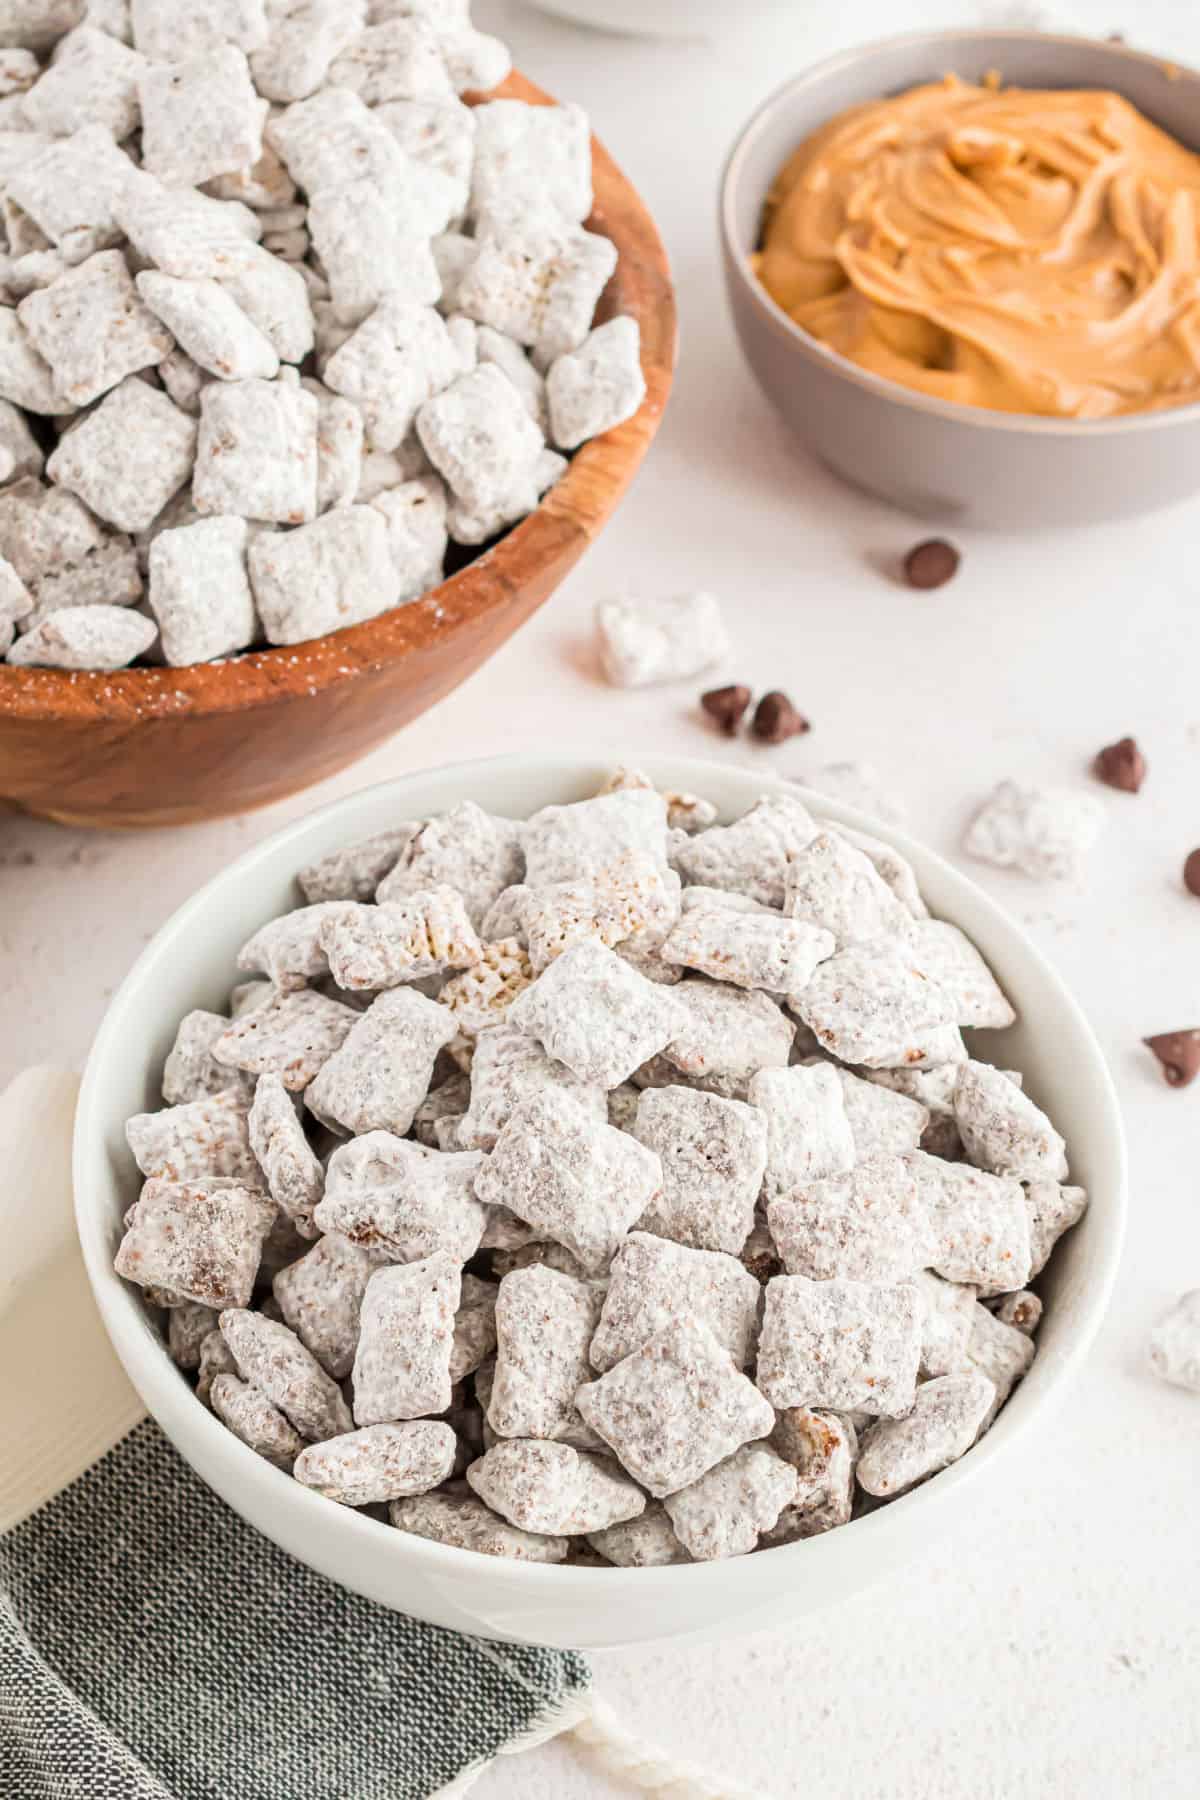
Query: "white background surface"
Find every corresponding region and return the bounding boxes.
[3,1,1200,1794]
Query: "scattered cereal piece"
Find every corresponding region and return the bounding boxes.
[139,45,263,188]
[126,1087,258,1184]
[672,794,817,907]
[467,1440,644,1536]
[297,824,418,905]
[590,1232,759,1374]
[857,1371,994,1497]
[964,779,1104,881]
[783,831,910,950]
[751,690,808,745]
[213,987,359,1089]
[953,1059,1068,1182]
[915,1270,978,1377]
[324,294,458,451]
[377,799,523,928]
[449,1273,497,1383]
[761,1408,856,1545]
[209,1372,304,1468]
[904,918,1015,1030]
[318,887,481,991]
[546,315,643,449]
[469,98,590,233]
[657,976,794,1092]
[661,906,833,1003]
[295,1419,456,1504]
[390,1490,567,1562]
[315,1132,487,1264]
[352,1251,459,1425]
[248,502,400,642]
[908,1150,1032,1296]
[797,943,959,1069]
[631,1086,767,1255]
[1184,850,1200,898]
[488,1264,603,1445]
[663,1443,797,1561]
[756,1275,922,1417]
[768,1155,934,1285]
[456,1020,606,1151]
[595,590,728,689]
[46,375,197,533]
[508,939,687,1090]
[456,221,616,364]
[1023,1178,1088,1278]
[749,1063,855,1196]
[1148,1291,1200,1394]
[168,1299,219,1371]
[577,1317,774,1498]
[147,515,257,665]
[247,1070,324,1237]
[220,1305,353,1441]
[587,1504,690,1567]
[115,1177,275,1309]
[833,1064,928,1159]
[990,1290,1042,1335]
[963,1300,1034,1426]
[6,602,156,668]
[19,250,171,409]
[272,1231,375,1378]
[474,1088,661,1273]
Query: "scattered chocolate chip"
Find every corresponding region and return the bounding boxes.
[1094,736,1146,793]
[700,683,752,736]
[1144,1030,1200,1088]
[1107,31,1125,42]
[1184,849,1200,897]
[903,538,960,590]
[752,690,809,745]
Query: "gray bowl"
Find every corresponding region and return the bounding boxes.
[720,31,1200,528]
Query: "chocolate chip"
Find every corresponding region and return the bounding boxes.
[752,690,809,745]
[1184,849,1200,897]
[903,538,960,590]
[1094,736,1146,793]
[700,684,751,736]
[1144,1030,1200,1088]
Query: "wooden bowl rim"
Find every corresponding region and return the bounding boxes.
[0,70,677,727]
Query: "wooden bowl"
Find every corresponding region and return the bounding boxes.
[0,72,676,830]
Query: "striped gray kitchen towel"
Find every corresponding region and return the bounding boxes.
[0,1069,592,1800]
[0,1419,591,1800]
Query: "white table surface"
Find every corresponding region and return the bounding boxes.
[4,2,1200,1794]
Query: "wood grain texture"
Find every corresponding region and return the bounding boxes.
[0,71,677,829]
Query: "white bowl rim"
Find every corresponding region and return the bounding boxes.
[719,26,1200,440]
[74,749,1128,1597]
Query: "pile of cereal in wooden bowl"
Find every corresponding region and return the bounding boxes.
[0,0,649,671]
[111,768,1090,1565]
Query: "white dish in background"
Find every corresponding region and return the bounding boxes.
[528,0,792,39]
[74,753,1126,1649]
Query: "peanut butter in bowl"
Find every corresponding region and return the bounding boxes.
[753,75,1200,419]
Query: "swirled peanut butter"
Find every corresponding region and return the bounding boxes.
[754,77,1200,417]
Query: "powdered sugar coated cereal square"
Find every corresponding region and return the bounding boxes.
[46,376,196,533]
[749,1063,856,1196]
[964,779,1104,881]
[315,1132,486,1264]
[507,939,687,1089]
[547,315,643,449]
[595,589,728,689]
[248,504,400,643]
[147,515,257,665]
[757,1274,921,1417]
[633,1085,767,1256]
[589,1231,760,1374]
[662,1443,797,1561]
[672,794,818,908]
[305,985,458,1137]
[352,1251,459,1424]
[576,1316,774,1498]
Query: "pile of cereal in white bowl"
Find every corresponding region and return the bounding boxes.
[0,1,646,671]
[113,770,1089,1564]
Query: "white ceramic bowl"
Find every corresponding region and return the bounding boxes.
[75,754,1126,1650]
